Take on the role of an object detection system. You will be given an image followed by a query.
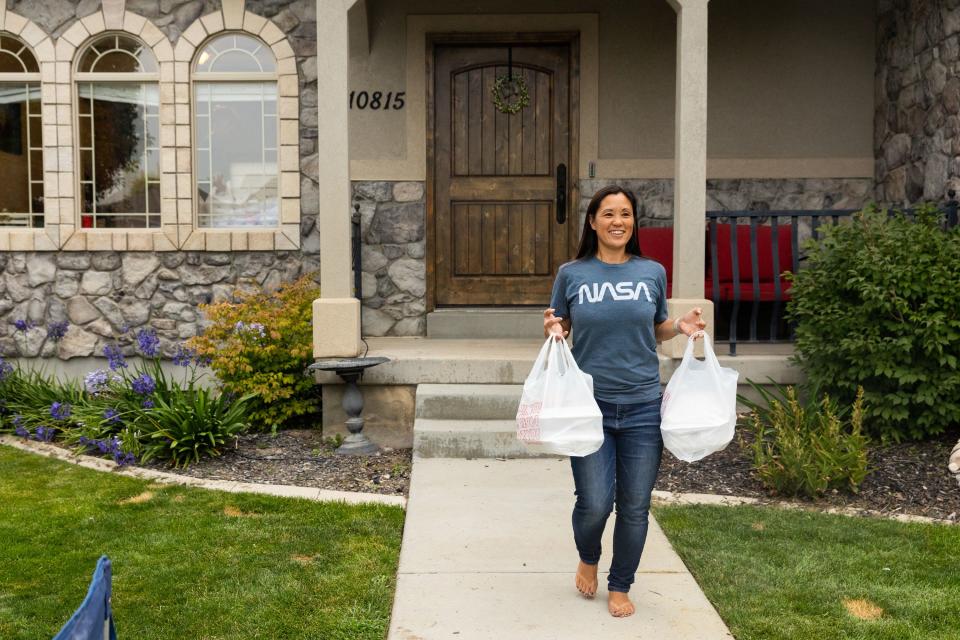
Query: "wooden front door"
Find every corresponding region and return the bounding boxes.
[431,38,577,306]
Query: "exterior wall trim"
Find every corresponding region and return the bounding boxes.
[176,10,302,252]
[0,4,300,252]
[595,157,875,180]
[0,11,58,252]
[58,10,178,252]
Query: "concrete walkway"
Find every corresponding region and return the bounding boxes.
[388,457,733,640]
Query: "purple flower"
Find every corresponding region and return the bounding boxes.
[103,408,122,424]
[0,358,13,382]
[13,319,32,332]
[172,345,196,367]
[195,355,212,368]
[103,344,127,371]
[50,402,71,421]
[131,373,156,396]
[33,426,56,442]
[136,328,160,357]
[84,369,112,395]
[141,399,155,409]
[46,321,69,341]
[14,425,29,438]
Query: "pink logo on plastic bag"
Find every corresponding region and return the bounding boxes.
[516,401,542,441]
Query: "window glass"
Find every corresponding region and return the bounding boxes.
[194,82,278,228]
[77,36,160,229]
[0,36,38,72]
[77,83,161,228]
[0,34,42,228]
[78,35,157,73]
[195,34,276,73]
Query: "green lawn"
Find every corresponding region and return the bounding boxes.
[0,445,405,640]
[653,503,960,640]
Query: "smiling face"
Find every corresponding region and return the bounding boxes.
[589,192,635,253]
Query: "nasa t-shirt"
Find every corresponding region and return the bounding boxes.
[550,255,669,404]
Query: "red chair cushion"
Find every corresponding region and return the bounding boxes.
[711,223,793,283]
[637,227,674,282]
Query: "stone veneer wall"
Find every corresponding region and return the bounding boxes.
[875,0,960,205]
[578,178,875,226]
[0,0,322,359]
[354,181,427,337]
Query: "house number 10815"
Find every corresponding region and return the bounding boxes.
[350,91,405,110]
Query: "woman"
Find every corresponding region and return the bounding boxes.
[543,185,705,618]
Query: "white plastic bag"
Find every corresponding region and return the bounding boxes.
[660,333,739,462]
[516,337,604,457]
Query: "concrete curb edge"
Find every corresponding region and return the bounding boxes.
[651,489,955,526]
[0,435,406,509]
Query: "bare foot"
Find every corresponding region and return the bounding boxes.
[608,591,635,617]
[575,561,598,598]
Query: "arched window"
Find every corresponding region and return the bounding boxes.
[75,34,159,228]
[0,35,42,227]
[193,33,278,228]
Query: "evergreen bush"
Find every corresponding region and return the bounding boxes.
[786,206,960,441]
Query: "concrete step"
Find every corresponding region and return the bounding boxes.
[415,383,524,421]
[426,308,544,339]
[413,419,552,458]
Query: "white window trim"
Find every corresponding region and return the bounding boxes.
[176,11,301,252]
[0,13,57,251]
[0,4,300,252]
[53,11,177,251]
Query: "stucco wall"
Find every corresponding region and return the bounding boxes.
[349,0,876,176]
[875,0,960,205]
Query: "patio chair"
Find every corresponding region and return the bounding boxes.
[52,555,117,640]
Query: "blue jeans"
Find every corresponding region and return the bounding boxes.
[570,397,663,593]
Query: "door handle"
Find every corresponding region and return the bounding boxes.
[556,163,567,224]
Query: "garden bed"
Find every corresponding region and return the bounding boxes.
[657,429,960,522]
[126,425,960,521]
[141,429,413,497]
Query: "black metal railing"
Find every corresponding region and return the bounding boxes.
[707,195,959,356]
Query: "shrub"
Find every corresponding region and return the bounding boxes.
[786,205,960,441]
[187,274,320,431]
[138,387,254,468]
[740,381,870,498]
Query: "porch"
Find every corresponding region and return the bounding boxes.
[314,335,800,450]
[311,0,878,360]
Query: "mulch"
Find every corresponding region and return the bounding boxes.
[130,424,960,522]
[657,428,960,522]
[141,429,412,497]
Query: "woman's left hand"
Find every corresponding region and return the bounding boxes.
[678,307,707,339]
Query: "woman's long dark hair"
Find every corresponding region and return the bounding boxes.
[574,185,643,260]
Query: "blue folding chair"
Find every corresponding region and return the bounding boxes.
[53,555,117,640]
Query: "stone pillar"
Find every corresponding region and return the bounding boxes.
[313,0,361,357]
[664,0,713,358]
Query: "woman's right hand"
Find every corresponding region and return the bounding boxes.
[543,308,568,340]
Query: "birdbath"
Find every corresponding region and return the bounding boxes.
[309,356,389,455]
